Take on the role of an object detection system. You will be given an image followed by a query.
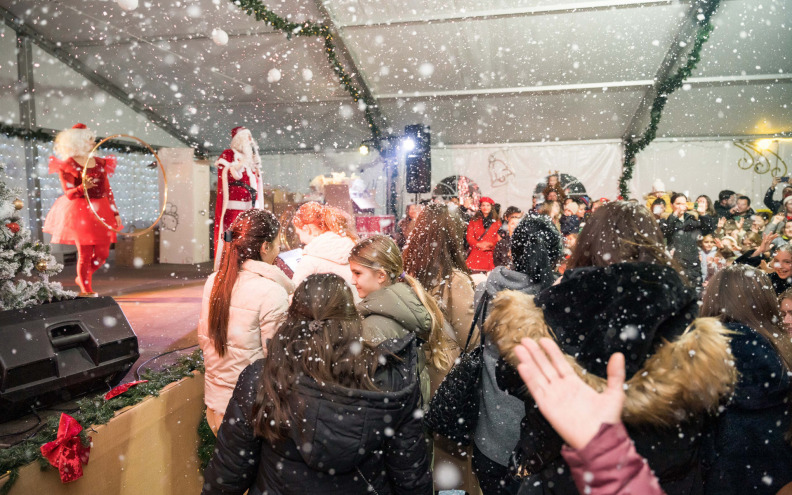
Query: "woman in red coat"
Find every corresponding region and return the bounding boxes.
[466,197,501,272]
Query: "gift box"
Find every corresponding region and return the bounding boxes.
[115,228,156,266]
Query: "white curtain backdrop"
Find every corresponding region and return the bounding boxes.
[432,142,624,211]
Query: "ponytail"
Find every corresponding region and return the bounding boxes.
[401,272,455,370]
[208,209,280,357]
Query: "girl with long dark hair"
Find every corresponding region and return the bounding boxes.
[402,203,479,494]
[700,265,792,494]
[202,274,431,494]
[197,209,293,435]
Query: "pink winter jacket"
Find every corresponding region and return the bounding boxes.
[561,423,665,495]
[198,260,294,415]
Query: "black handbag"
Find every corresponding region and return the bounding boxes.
[424,294,488,445]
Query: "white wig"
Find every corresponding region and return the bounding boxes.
[53,126,96,160]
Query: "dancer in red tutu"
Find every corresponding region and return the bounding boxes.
[43,123,121,296]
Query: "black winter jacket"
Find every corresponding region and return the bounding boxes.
[202,335,432,495]
[489,263,736,495]
[662,212,716,286]
[702,322,792,494]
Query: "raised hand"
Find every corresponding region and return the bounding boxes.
[754,232,779,257]
[514,337,626,450]
[717,217,727,230]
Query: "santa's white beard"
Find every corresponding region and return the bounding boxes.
[232,139,260,169]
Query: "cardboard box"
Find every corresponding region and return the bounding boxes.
[115,228,156,266]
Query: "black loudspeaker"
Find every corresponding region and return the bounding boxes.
[0,296,139,421]
[405,124,431,194]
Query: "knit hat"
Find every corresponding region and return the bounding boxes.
[480,197,495,205]
[511,214,563,288]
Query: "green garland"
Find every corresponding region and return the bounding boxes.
[0,350,204,495]
[197,416,216,469]
[0,122,176,156]
[618,0,722,198]
[229,0,382,141]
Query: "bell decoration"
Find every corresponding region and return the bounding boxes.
[13,198,23,210]
[36,259,48,272]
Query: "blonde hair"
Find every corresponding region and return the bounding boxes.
[350,235,454,369]
[293,201,358,241]
[53,127,96,160]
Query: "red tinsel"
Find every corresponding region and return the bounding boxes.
[104,380,148,401]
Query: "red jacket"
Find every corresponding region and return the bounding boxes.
[562,423,665,495]
[466,217,501,271]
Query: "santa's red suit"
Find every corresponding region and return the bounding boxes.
[213,127,264,262]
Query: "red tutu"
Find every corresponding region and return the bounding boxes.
[44,196,119,245]
[43,156,120,245]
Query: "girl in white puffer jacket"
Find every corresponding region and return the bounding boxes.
[198,209,294,435]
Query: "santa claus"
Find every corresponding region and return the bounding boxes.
[213,127,264,262]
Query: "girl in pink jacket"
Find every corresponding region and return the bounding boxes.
[198,209,294,435]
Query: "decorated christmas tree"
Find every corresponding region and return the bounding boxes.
[0,161,74,311]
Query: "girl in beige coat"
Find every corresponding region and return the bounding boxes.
[403,203,480,495]
[198,209,294,435]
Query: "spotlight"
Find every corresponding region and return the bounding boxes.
[359,144,370,155]
[757,139,773,150]
[402,137,415,151]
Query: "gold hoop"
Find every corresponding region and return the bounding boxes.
[81,134,168,237]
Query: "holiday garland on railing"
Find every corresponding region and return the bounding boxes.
[618,0,722,199]
[0,350,204,495]
[228,0,383,141]
[0,122,171,156]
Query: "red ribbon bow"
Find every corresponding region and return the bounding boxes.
[40,413,91,483]
[104,380,148,401]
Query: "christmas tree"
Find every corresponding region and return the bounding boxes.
[0,161,74,311]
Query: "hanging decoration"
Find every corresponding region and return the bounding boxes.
[618,0,722,199]
[228,0,382,141]
[39,414,91,483]
[211,28,229,46]
[734,140,787,177]
[116,0,139,12]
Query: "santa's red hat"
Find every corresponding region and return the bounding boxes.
[72,123,87,129]
[231,127,247,139]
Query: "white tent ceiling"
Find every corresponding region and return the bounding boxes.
[2,0,790,153]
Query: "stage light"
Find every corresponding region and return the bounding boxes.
[359,144,370,155]
[757,139,773,150]
[403,137,415,151]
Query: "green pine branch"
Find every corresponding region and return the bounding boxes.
[229,0,382,140]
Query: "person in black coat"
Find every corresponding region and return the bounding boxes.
[202,273,432,495]
[663,192,716,287]
[487,202,737,495]
[699,265,792,494]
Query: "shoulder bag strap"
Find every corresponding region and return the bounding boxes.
[462,292,489,353]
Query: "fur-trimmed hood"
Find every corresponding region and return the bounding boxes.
[485,267,738,427]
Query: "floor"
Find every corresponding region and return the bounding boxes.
[0,260,213,446]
